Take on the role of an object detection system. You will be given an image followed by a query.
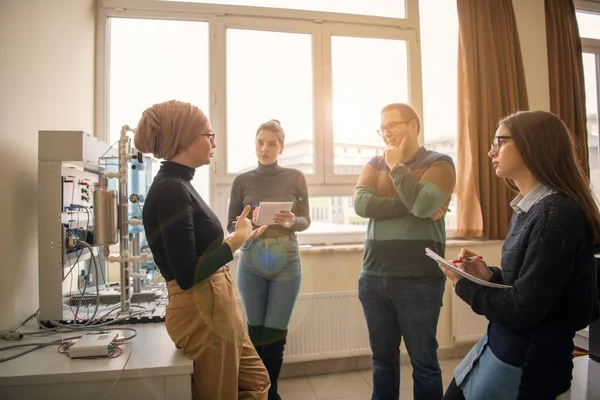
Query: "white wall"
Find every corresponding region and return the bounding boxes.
[0,0,96,330]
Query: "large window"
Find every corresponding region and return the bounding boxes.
[577,10,600,204]
[577,10,600,40]
[156,0,407,19]
[100,0,460,245]
[108,18,210,199]
[419,0,459,233]
[226,28,314,174]
[583,52,600,201]
[330,36,408,176]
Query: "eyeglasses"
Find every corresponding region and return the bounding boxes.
[490,135,512,152]
[377,121,408,136]
[201,131,215,143]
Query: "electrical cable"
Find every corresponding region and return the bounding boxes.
[12,311,38,331]
[45,311,146,330]
[97,140,120,166]
[98,256,109,289]
[63,204,91,282]
[0,336,81,364]
[71,242,99,324]
[2,310,140,363]
[0,346,46,364]
[0,338,79,352]
[99,345,132,400]
[110,327,138,342]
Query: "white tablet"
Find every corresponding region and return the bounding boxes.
[256,202,294,226]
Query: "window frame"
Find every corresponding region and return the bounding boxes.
[582,44,600,185]
[576,0,600,16]
[321,22,423,185]
[96,0,427,245]
[212,16,324,186]
[577,1,600,196]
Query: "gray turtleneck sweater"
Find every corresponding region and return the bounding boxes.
[227,162,311,238]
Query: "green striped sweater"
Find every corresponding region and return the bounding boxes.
[354,147,456,278]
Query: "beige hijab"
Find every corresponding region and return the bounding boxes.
[134,100,208,160]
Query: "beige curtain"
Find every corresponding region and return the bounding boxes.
[545,0,589,177]
[455,0,529,239]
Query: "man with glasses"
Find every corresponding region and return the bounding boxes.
[354,103,456,400]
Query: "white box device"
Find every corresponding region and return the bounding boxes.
[69,332,118,358]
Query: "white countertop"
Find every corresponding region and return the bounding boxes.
[2,322,597,398]
[0,323,193,387]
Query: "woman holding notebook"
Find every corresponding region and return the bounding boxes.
[227,119,311,400]
[438,110,600,400]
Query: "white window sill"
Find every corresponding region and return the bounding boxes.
[293,239,504,254]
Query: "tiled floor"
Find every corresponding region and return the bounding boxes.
[279,358,462,400]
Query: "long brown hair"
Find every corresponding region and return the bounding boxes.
[499,110,600,244]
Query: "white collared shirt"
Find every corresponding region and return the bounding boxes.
[510,184,557,213]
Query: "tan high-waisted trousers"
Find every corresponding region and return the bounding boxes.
[165,267,270,399]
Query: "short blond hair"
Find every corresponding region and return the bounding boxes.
[256,119,285,144]
[381,103,421,134]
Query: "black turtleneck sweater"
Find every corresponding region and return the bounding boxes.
[227,162,310,238]
[142,161,233,290]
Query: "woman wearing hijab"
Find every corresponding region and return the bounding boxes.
[135,100,271,400]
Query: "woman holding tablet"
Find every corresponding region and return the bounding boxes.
[228,119,311,400]
[438,111,600,400]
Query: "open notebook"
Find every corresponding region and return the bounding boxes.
[425,247,512,289]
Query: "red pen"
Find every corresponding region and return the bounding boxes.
[451,256,484,263]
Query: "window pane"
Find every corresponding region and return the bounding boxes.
[305,196,367,233]
[576,11,600,40]
[331,36,408,175]
[158,0,406,19]
[583,53,600,204]
[419,0,459,234]
[226,29,313,174]
[225,196,366,228]
[109,18,210,199]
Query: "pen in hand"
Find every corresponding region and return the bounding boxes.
[451,255,484,263]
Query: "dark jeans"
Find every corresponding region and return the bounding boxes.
[359,274,445,400]
[443,378,466,400]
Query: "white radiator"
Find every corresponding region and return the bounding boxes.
[452,292,487,343]
[237,290,372,363]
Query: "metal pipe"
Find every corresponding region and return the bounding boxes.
[93,189,118,246]
[119,130,131,313]
[120,180,130,312]
[132,232,141,293]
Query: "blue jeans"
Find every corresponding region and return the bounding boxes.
[237,234,302,330]
[454,334,523,400]
[359,274,445,400]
